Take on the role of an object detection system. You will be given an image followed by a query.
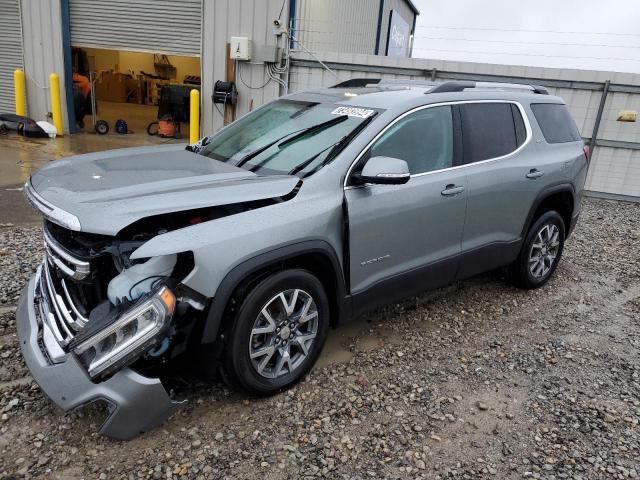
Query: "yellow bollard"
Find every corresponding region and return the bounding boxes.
[189,89,200,144]
[49,73,63,136]
[14,69,26,116]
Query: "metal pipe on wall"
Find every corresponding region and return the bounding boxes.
[588,80,611,157]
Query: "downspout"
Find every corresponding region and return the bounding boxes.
[409,13,417,57]
[374,0,385,55]
[588,80,610,161]
[60,0,76,133]
[289,0,297,50]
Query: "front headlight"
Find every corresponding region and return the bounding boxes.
[74,287,176,378]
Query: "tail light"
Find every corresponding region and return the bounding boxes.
[583,144,591,163]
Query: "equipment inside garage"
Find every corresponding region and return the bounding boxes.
[67,0,202,136]
[71,47,200,136]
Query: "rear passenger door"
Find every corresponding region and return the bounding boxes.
[457,101,542,278]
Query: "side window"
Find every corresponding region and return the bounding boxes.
[369,106,453,175]
[460,103,519,164]
[530,103,582,144]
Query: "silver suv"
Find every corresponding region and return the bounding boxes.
[17,80,588,439]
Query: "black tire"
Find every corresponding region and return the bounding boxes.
[222,269,330,395]
[94,120,109,135]
[510,210,565,289]
[146,121,159,136]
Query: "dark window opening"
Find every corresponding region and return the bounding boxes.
[531,103,582,144]
[460,103,519,164]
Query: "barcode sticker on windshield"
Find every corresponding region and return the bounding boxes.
[331,106,375,118]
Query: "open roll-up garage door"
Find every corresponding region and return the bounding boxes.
[0,0,23,113]
[68,0,202,56]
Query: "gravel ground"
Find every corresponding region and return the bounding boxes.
[0,197,638,479]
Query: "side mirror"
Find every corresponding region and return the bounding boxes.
[354,156,410,185]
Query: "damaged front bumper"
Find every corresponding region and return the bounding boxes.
[16,275,183,440]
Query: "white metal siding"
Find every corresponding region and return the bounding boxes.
[0,0,23,113]
[293,0,379,55]
[69,0,202,56]
[289,51,640,197]
[20,0,69,131]
[200,0,284,134]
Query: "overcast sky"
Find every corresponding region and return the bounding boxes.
[411,0,640,74]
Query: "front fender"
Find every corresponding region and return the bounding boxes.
[130,194,344,300]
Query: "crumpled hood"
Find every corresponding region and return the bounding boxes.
[28,144,300,235]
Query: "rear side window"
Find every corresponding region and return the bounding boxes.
[460,103,522,164]
[530,103,582,143]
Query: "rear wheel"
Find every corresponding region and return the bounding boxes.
[222,269,329,394]
[510,211,565,289]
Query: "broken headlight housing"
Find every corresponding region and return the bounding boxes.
[74,287,176,378]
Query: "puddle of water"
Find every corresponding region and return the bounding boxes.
[314,310,401,370]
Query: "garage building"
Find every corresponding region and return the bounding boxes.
[1,0,417,136]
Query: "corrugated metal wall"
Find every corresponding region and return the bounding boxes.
[288,51,640,198]
[68,0,202,56]
[292,0,416,57]
[293,0,379,55]
[200,0,284,134]
[378,0,415,56]
[19,0,69,131]
[0,0,23,114]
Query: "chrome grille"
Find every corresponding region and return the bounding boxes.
[36,255,91,360]
[43,227,90,280]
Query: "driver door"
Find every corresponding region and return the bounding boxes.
[345,105,467,310]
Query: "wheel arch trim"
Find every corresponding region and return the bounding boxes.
[200,240,348,345]
[521,182,576,239]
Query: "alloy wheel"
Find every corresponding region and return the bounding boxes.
[528,224,560,279]
[248,288,319,379]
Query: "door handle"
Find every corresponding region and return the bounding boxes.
[441,184,465,196]
[526,169,544,179]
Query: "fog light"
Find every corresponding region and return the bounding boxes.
[74,287,176,378]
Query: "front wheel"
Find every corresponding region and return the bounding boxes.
[223,269,330,394]
[510,211,565,289]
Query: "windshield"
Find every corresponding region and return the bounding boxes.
[197,100,377,177]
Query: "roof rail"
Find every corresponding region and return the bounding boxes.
[429,81,476,93]
[531,85,549,95]
[428,80,549,95]
[329,78,550,95]
[331,78,381,88]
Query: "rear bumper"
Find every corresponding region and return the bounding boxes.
[16,276,182,440]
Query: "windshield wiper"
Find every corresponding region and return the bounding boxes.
[289,113,378,177]
[235,115,348,169]
[288,143,337,175]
